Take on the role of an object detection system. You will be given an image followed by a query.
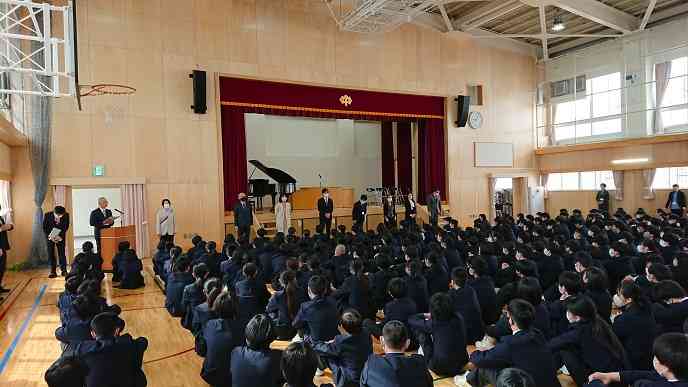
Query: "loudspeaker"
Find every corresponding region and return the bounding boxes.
[455,95,470,127]
[190,70,207,114]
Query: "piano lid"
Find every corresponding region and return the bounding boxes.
[248,160,297,183]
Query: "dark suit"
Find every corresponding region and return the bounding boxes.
[233,200,253,240]
[89,208,113,255]
[383,201,396,228]
[596,189,610,212]
[0,215,12,287]
[666,190,687,216]
[43,212,70,273]
[427,194,441,226]
[352,200,367,229]
[359,352,433,387]
[318,196,334,234]
[404,199,417,222]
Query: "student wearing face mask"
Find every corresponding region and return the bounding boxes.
[612,280,658,370]
[653,280,688,334]
[43,205,70,278]
[234,192,253,241]
[156,198,175,245]
[274,193,291,234]
[659,234,679,266]
[605,242,636,292]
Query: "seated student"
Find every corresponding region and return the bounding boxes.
[165,256,194,317]
[220,246,243,287]
[293,275,340,342]
[63,312,148,387]
[653,280,688,334]
[44,356,88,387]
[495,368,536,387]
[235,262,271,327]
[117,249,144,289]
[191,277,222,336]
[331,259,373,319]
[364,277,417,339]
[408,292,468,377]
[152,240,171,278]
[181,263,209,329]
[448,267,485,344]
[613,280,658,370]
[196,291,238,387]
[231,314,283,387]
[547,296,629,387]
[548,271,583,337]
[424,252,449,296]
[163,246,183,284]
[583,267,613,322]
[281,341,334,387]
[76,279,122,317]
[111,241,131,283]
[55,295,101,346]
[309,309,373,387]
[605,242,637,292]
[588,333,688,387]
[405,259,430,314]
[467,256,500,325]
[370,254,395,310]
[468,299,560,387]
[671,253,688,291]
[70,242,104,281]
[359,320,433,387]
[202,241,223,278]
[266,271,304,340]
[58,275,83,325]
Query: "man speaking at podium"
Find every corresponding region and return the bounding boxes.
[90,197,115,255]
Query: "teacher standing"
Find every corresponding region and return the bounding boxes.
[156,198,176,245]
[43,205,70,278]
[274,193,291,234]
[317,188,334,235]
[89,197,114,255]
[0,204,13,293]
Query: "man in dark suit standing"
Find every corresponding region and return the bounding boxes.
[666,184,687,217]
[596,183,610,213]
[89,197,114,256]
[43,205,70,278]
[426,189,442,227]
[352,194,368,231]
[233,192,253,241]
[0,204,13,293]
[317,188,334,235]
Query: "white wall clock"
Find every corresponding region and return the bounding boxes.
[468,111,483,129]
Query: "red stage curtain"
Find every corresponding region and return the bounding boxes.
[396,122,413,195]
[381,122,395,189]
[221,108,248,211]
[417,119,446,204]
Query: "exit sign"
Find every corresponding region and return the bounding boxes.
[92,165,105,176]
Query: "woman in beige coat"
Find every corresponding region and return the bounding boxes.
[274,193,291,234]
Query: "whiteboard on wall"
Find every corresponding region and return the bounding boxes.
[474,142,514,167]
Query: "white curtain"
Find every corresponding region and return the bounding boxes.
[653,61,672,134]
[612,171,624,201]
[540,174,550,199]
[641,169,657,200]
[488,177,497,221]
[0,180,12,224]
[53,185,66,207]
[121,184,149,257]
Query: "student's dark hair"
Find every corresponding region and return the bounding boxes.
[72,295,100,321]
[65,274,83,294]
[514,260,539,278]
[574,252,593,268]
[654,280,687,301]
[495,368,536,387]
[280,271,299,320]
[341,309,363,335]
[565,296,626,361]
[387,277,407,299]
[382,320,408,350]
[406,260,423,277]
[617,280,650,311]
[653,333,688,380]
[54,205,66,215]
[281,342,318,387]
[203,277,222,307]
[81,241,94,253]
[506,299,535,331]
[350,259,369,294]
[172,255,191,272]
[648,263,673,281]
[192,263,209,285]
[558,271,583,294]
[469,256,488,277]
[77,279,101,297]
[245,314,274,350]
[161,198,171,207]
[242,262,258,278]
[451,266,469,288]
[206,241,217,252]
[90,312,123,338]
[516,277,543,306]
[212,290,235,320]
[429,293,454,322]
[583,267,608,292]
[44,356,87,387]
[117,240,130,252]
[308,275,327,297]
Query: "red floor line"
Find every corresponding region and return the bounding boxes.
[111,290,163,299]
[0,278,32,323]
[143,348,195,364]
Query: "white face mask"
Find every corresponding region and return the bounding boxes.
[324,194,329,199]
[612,294,626,309]
[281,197,288,202]
[544,249,551,257]
[587,231,594,237]
[163,203,170,208]
[659,240,669,248]
[609,248,615,257]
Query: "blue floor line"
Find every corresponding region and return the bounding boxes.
[0,283,48,374]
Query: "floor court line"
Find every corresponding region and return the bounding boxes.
[0,278,32,323]
[0,283,48,374]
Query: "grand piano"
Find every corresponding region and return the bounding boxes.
[248,160,297,210]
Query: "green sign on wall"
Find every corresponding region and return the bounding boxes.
[92,164,105,177]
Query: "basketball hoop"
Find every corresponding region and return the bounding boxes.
[79,84,136,97]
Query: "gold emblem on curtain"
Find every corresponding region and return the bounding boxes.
[339,95,352,107]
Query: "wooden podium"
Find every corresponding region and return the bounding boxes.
[100,225,136,271]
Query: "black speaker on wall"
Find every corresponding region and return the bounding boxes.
[190,70,207,114]
[455,95,470,127]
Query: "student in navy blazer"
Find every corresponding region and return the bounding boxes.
[468,299,560,387]
[653,280,688,334]
[331,260,373,318]
[408,293,468,377]
[308,309,373,387]
[404,260,430,313]
[359,321,433,387]
[613,280,658,370]
[292,275,339,342]
[55,295,100,346]
[181,263,209,329]
[165,257,194,317]
[230,314,283,387]
[195,291,238,387]
[448,267,485,344]
[266,271,305,340]
[235,263,271,329]
[191,278,222,336]
[467,256,500,325]
[281,341,335,387]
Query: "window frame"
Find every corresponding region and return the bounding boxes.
[547,171,616,192]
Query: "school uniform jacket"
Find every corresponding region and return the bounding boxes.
[292,296,339,342]
[620,371,688,387]
[613,304,658,370]
[165,271,194,317]
[408,313,468,376]
[467,276,500,325]
[196,318,236,387]
[653,299,688,334]
[310,332,373,387]
[448,287,485,344]
[359,352,433,387]
[230,346,282,387]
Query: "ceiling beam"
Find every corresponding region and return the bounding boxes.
[412,12,450,32]
[452,0,519,27]
[639,0,656,31]
[462,0,525,31]
[438,4,454,31]
[538,4,549,59]
[458,28,539,56]
[472,33,622,38]
[548,0,639,34]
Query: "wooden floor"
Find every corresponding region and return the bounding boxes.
[0,262,575,387]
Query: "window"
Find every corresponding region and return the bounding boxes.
[652,166,688,189]
[547,171,616,191]
[660,57,688,129]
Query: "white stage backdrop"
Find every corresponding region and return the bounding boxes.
[245,114,382,203]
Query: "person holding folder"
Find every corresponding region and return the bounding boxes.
[90,197,114,255]
[43,205,70,278]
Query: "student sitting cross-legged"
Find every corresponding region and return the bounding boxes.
[359,320,433,387]
[292,275,339,342]
[308,309,373,387]
[467,299,560,387]
[230,314,283,387]
[363,277,418,339]
[588,332,688,387]
[281,341,334,387]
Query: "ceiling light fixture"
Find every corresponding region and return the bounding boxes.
[551,14,565,32]
[611,158,649,164]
